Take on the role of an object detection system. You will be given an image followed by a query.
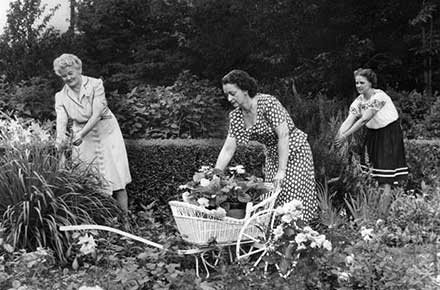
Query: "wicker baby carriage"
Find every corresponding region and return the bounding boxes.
[169,186,281,246]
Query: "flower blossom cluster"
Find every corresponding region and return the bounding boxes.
[0,117,51,147]
[77,234,97,256]
[295,226,332,251]
[273,199,332,252]
[360,226,374,242]
[275,199,303,223]
[178,165,269,213]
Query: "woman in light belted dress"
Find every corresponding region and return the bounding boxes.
[53,53,131,212]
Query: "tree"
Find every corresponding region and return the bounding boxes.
[0,0,62,81]
[410,1,440,99]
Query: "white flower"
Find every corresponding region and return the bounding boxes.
[200,178,210,187]
[303,226,319,236]
[275,199,303,222]
[376,219,384,227]
[212,207,226,218]
[198,166,211,173]
[295,233,307,245]
[273,225,284,240]
[229,165,245,174]
[345,254,355,265]
[322,240,332,251]
[78,234,97,256]
[281,213,293,224]
[310,234,326,248]
[179,184,190,190]
[360,226,374,242]
[182,191,191,203]
[337,271,350,282]
[197,197,210,207]
[79,286,104,290]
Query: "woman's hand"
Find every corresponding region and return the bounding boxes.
[273,170,286,191]
[55,139,68,151]
[72,132,83,146]
[334,133,347,148]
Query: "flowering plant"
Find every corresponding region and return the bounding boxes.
[0,114,51,148]
[267,199,332,277]
[179,165,271,211]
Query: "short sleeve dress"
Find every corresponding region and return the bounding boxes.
[55,76,132,194]
[349,89,408,184]
[228,94,318,222]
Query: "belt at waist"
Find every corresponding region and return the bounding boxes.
[74,114,113,125]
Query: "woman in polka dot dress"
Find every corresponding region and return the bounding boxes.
[215,69,318,222]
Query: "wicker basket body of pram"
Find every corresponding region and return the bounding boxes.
[169,188,280,245]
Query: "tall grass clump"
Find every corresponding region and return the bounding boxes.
[0,114,122,262]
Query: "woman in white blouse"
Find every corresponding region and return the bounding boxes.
[335,68,408,214]
[53,53,131,213]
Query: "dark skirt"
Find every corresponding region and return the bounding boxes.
[360,119,408,185]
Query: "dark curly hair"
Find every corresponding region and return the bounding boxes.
[222,69,258,98]
[354,68,377,87]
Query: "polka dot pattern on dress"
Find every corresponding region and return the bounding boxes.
[228,94,318,222]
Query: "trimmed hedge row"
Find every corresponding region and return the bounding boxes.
[125,139,440,208]
[125,139,265,207]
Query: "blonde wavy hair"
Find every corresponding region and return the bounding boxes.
[53,53,82,75]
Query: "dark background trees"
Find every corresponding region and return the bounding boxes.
[0,0,438,138]
[1,0,438,96]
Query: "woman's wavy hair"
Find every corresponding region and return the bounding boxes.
[222,69,258,98]
[53,53,82,76]
[354,68,377,87]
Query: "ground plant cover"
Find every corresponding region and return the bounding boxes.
[0,115,439,290]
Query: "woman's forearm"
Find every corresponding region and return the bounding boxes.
[338,115,357,135]
[77,114,101,138]
[215,137,236,170]
[342,118,367,137]
[275,122,289,175]
[277,132,289,174]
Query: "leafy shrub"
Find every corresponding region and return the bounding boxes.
[405,140,440,188]
[0,76,58,121]
[391,89,433,139]
[424,94,440,138]
[108,71,227,139]
[0,116,122,262]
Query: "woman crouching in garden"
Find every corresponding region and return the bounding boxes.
[53,53,132,214]
[215,69,318,223]
[335,68,408,216]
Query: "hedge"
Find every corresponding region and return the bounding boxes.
[125,139,265,207]
[125,139,440,208]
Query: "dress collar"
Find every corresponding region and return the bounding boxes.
[64,76,90,107]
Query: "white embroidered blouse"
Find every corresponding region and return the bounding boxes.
[349,89,399,129]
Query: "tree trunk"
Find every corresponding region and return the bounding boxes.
[427,17,433,99]
[69,0,76,35]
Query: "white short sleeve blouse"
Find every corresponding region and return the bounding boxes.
[349,89,399,129]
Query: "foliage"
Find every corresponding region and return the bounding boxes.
[424,94,440,137]
[0,0,66,82]
[76,0,191,86]
[108,71,227,139]
[179,165,270,211]
[267,200,332,277]
[125,139,265,209]
[0,76,58,121]
[0,115,122,262]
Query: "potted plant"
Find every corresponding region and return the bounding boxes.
[178,165,271,219]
